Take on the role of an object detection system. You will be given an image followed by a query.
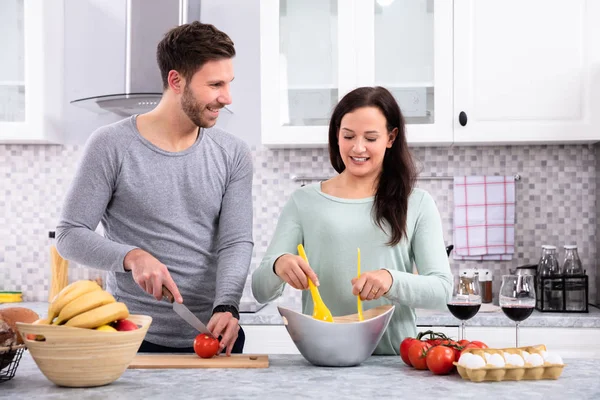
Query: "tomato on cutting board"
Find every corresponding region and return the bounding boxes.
[193,334,219,358]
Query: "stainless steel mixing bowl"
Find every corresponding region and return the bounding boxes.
[277,304,395,367]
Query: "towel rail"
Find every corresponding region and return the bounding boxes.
[292,174,521,184]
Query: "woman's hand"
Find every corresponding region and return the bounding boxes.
[351,269,393,300]
[273,254,320,290]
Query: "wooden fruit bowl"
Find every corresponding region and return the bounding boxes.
[16,314,152,387]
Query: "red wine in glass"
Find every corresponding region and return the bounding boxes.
[500,275,536,347]
[448,274,482,340]
[447,303,481,320]
[501,305,534,322]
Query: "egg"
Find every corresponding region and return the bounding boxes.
[506,354,525,367]
[526,353,544,367]
[521,350,530,359]
[484,352,491,362]
[467,354,486,369]
[540,350,548,359]
[458,353,474,367]
[544,352,563,365]
[487,353,506,368]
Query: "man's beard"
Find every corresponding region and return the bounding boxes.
[181,85,218,128]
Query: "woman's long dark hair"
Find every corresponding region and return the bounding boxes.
[328,86,416,246]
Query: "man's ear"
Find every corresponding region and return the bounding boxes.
[387,127,398,148]
[167,70,185,94]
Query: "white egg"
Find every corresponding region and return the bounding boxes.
[521,350,530,359]
[503,352,512,360]
[544,353,563,365]
[467,355,486,369]
[527,353,544,367]
[484,352,491,362]
[487,353,506,368]
[507,354,525,367]
[540,350,548,359]
[458,353,474,367]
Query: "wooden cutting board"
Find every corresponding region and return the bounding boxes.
[128,354,269,369]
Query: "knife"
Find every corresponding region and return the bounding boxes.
[162,286,216,339]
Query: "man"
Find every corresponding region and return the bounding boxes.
[56,22,253,355]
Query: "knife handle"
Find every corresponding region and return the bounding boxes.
[162,286,175,303]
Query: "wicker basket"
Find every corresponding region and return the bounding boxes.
[16,314,151,388]
[0,344,26,383]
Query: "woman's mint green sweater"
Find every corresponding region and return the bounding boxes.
[252,183,452,355]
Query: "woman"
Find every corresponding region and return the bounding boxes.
[252,86,452,355]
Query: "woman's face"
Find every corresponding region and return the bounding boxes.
[337,106,397,180]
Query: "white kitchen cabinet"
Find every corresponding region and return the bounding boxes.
[0,0,64,144]
[466,326,600,359]
[241,325,300,354]
[453,0,600,144]
[260,0,453,147]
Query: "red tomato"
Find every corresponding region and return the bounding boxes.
[470,340,488,349]
[461,343,481,353]
[408,341,431,370]
[400,337,417,366]
[457,339,470,347]
[426,345,456,375]
[193,334,219,358]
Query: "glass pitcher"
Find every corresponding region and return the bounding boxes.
[563,245,586,311]
[537,245,563,311]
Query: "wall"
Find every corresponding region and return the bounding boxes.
[1,144,597,312]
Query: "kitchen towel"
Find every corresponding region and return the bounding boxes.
[453,176,515,260]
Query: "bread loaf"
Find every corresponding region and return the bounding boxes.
[0,307,40,344]
[0,319,17,371]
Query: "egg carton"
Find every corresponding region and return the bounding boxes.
[453,344,566,382]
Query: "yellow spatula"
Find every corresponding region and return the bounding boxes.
[357,247,364,321]
[297,244,333,323]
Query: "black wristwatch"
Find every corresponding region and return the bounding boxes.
[212,304,240,320]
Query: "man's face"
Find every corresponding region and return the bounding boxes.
[181,58,234,128]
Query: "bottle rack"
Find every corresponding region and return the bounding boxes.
[535,274,589,313]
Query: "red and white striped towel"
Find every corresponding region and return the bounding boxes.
[453,176,515,261]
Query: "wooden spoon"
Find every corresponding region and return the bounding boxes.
[357,248,364,321]
[297,244,333,323]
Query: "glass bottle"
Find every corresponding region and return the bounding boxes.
[537,245,563,311]
[563,245,586,311]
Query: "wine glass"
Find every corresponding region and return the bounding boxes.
[447,274,482,340]
[499,275,536,347]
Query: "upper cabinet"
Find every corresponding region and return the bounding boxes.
[0,0,64,144]
[260,0,453,147]
[453,0,600,144]
[261,0,600,147]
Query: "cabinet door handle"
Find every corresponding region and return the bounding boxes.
[459,111,468,127]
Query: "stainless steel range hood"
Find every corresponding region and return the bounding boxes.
[71,0,201,116]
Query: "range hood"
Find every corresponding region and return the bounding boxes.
[71,0,201,116]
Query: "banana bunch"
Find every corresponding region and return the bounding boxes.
[43,280,130,329]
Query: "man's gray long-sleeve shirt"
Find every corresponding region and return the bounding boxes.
[56,116,254,347]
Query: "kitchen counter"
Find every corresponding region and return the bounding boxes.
[3,302,600,328]
[1,352,598,399]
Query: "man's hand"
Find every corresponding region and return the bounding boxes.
[207,312,239,356]
[273,254,320,290]
[123,248,183,303]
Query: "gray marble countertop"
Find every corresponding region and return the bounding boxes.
[1,352,599,399]
[3,301,600,328]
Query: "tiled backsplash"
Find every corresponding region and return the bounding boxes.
[1,144,597,310]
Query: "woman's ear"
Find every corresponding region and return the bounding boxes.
[387,127,398,148]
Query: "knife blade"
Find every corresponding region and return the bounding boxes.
[162,286,216,339]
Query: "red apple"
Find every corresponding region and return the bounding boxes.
[113,319,138,331]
